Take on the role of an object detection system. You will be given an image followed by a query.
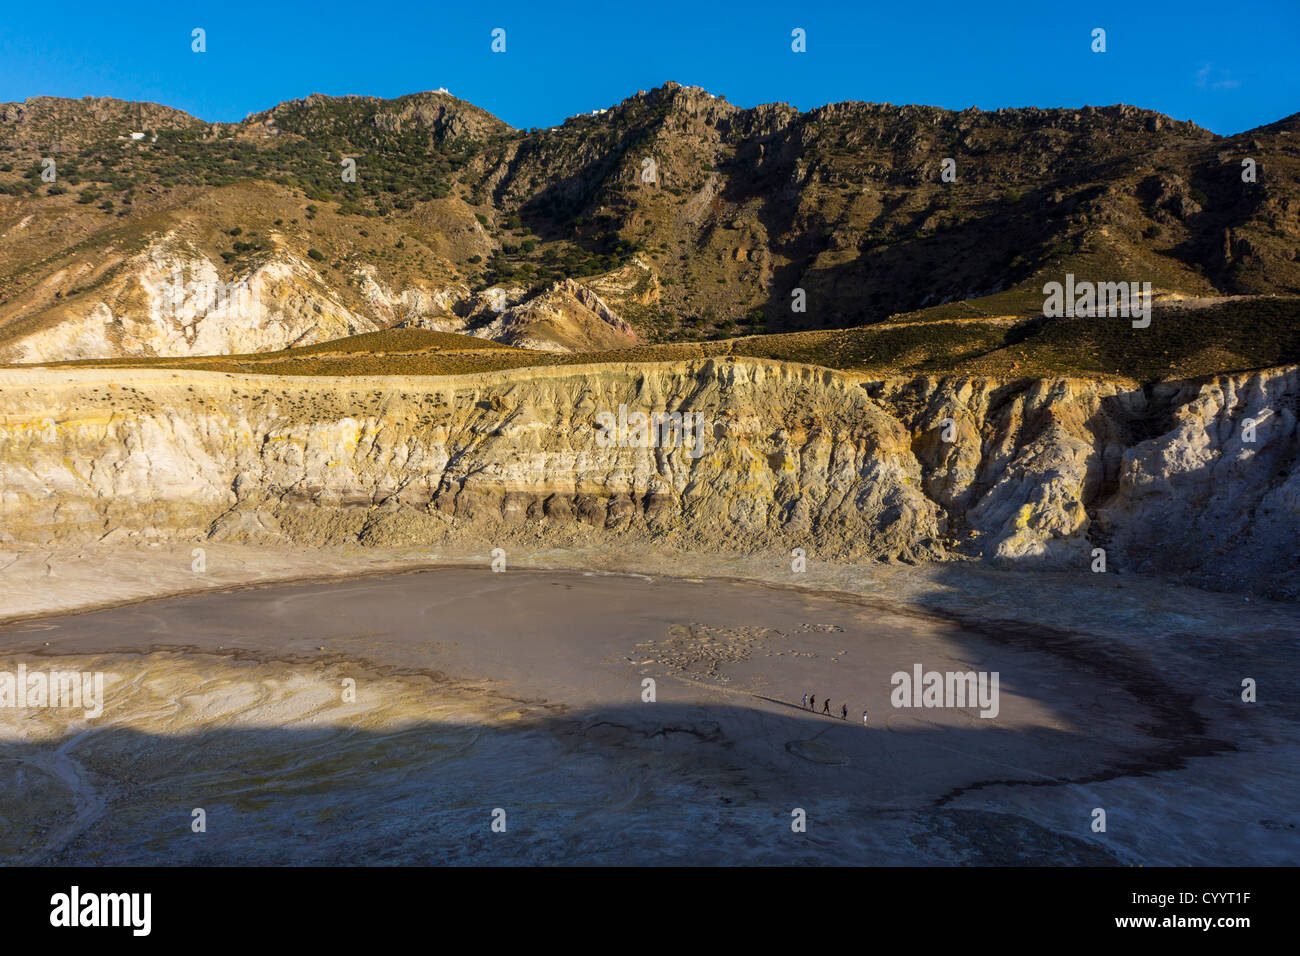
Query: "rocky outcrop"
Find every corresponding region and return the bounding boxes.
[1,360,1296,598]
[0,96,204,149]
[1094,369,1300,594]
[0,234,386,363]
[242,90,512,144]
[466,279,636,352]
[399,278,637,353]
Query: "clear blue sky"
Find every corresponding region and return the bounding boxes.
[2,0,1296,135]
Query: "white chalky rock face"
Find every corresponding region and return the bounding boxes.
[1,235,386,362]
[1094,366,1300,591]
[0,359,1296,598]
[0,230,638,361]
[353,266,469,328]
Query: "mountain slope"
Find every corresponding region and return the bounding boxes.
[2,84,1298,362]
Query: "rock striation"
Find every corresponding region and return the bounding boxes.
[1,359,1295,598]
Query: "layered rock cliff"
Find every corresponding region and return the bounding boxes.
[1,359,1296,598]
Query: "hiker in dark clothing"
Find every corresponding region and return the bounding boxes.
[810,694,816,712]
[841,703,848,720]
[822,698,831,715]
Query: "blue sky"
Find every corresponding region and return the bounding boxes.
[1,0,1296,135]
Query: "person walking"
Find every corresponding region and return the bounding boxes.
[802,693,808,709]
[862,709,869,726]
[809,694,816,712]
[822,698,831,715]
[841,703,847,720]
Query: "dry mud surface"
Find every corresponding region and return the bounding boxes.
[1,562,1296,866]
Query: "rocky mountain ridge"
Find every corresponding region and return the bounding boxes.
[2,83,1297,362]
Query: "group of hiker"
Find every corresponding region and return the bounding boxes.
[801,693,868,725]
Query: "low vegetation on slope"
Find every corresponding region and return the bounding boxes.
[36,296,1300,384]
